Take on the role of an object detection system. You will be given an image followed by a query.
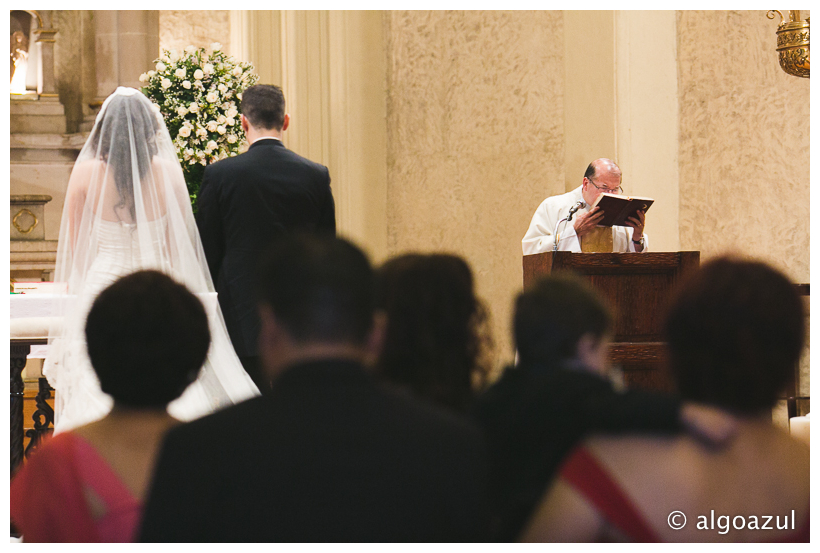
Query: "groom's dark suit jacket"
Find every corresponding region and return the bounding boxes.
[197,139,336,358]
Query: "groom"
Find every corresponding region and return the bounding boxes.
[197,84,336,391]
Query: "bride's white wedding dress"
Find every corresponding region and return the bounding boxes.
[47,217,165,429]
[45,88,259,432]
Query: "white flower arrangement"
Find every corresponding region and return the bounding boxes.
[140,44,259,207]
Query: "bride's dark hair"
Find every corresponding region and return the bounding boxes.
[91,93,161,221]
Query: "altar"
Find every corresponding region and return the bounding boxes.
[10,294,53,476]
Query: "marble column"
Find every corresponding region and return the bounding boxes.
[32,10,58,97]
[93,10,159,104]
[229,10,388,262]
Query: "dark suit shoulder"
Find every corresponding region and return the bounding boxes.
[203,142,329,195]
[476,365,609,417]
[164,395,268,443]
[224,141,326,171]
[201,150,243,174]
[379,383,485,446]
[264,143,328,175]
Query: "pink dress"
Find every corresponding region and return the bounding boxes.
[10,432,142,542]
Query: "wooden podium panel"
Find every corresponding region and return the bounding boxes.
[522,251,700,392]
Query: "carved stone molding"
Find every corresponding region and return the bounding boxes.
[10,195,51,241]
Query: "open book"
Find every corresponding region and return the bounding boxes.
[591,193,654,227]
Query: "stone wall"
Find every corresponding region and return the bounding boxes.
[53,11,86,133]
[159,10,230,53]
[677,10,810,396]
[385,11,565,366]
[24,10,808,387]
[677,11,809,281]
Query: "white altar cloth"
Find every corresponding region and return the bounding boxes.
[10,293,219,358]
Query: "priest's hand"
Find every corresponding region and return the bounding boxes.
[573,207,605,238]
[625,210,646,240]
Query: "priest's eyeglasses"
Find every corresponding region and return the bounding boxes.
[587,178,623,195]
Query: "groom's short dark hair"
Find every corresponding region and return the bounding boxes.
[241,84,286,131]
[257,235,375,345]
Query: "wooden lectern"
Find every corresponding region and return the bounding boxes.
[523,251,700,392]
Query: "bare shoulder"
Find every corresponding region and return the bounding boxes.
[586,433,683,463]
[754,424,810,484]
[67,159,105,192]
[150,157,186,189]
[584,425,810,537]
[151,156,183,175]
[522,475,606,542]
[584,433,706,505]
[72,158,104,173]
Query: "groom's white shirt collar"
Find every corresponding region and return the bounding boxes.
[251,136,282,143]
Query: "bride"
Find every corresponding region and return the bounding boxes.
[45,87,259,432]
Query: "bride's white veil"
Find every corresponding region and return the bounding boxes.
[45,87,259,431]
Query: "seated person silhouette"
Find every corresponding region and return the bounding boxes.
[140,235,490,542]
[11,270,211,542]
[523,257,809,542]
[476,274,728,541]
[374,253,493,413]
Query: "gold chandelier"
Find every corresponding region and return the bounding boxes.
[767,10,810,78]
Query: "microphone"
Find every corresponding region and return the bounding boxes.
[566,200,586,222]
[553,200,587,251]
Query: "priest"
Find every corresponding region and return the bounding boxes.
[522,158,647,254]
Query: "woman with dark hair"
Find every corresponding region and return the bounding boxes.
[523,257,809,542]
[11,271,211,542]
[375,253,493,412]
[44,87,258,432]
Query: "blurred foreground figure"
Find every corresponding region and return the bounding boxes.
[375,253,493,412]
[476,274,686,541]
[523,257,809,542]
[140,235,489,542]
[11,271,211,542]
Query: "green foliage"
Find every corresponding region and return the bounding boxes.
[139,43,259,206]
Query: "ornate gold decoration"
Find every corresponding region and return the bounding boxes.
[24,10,44,30]
[767,10,810,78]
[13,208,39,234]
